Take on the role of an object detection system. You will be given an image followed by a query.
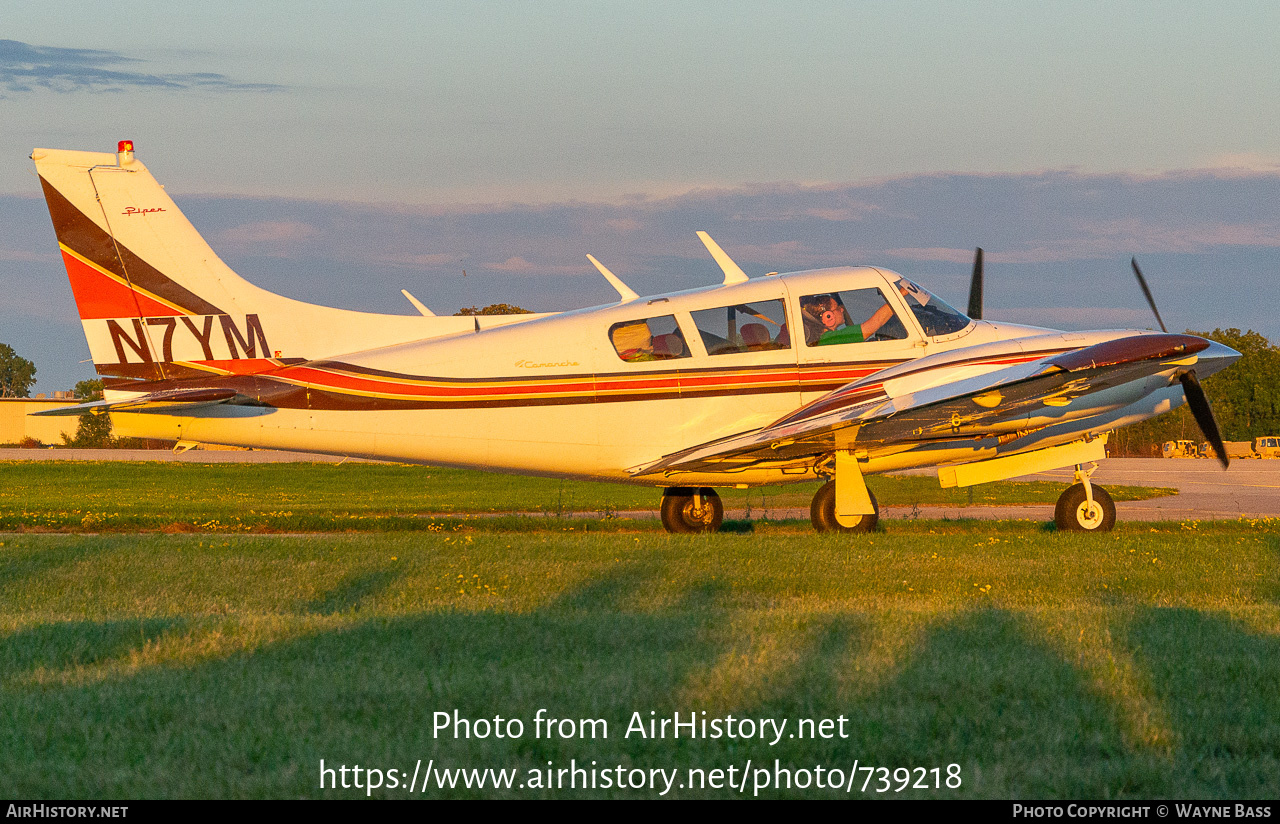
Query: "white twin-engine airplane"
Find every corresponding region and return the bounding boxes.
[32,142,1239,534]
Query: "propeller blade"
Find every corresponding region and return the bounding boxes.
[1179,369,1229,469]
[1131,258,1168,333]
[967,247,984,320]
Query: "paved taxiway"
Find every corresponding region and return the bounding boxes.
[1,451,1275,521]
[869,457,1280,521]
[1005,457,1280,521]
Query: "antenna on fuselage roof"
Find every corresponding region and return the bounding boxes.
[586,254,640,303]
[400,289,435,316]
[696,231,749,286]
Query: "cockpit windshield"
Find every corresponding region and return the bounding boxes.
[892,277,971,336]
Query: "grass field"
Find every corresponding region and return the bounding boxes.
[0,461,1172,532]
[2,519,1278,799]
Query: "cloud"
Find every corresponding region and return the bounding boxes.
[372,252,466,268]
[718,240,814,265]
[798,205,884,222]
[988,307,1156,330]
[49,167,1278,337]
[0,246,53,263]
[1200,153,1280,174]
[885,247,977,263]
[487,256,587,275]
[0,39,283,95]
[216,220,319,253]
[8,167,1280,396]
[605,218,644,233]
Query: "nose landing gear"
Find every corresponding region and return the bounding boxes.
[1054,462,1116,533]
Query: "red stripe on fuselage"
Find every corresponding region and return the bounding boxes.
[117,346,1075,413]
[276,365,597,398]
[190,358,283,375]
[275,363,862,401]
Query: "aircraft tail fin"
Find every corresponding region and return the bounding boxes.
[32,143,509,384]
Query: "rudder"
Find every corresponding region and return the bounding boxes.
[32,143,489,385]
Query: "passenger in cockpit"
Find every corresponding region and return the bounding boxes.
[611,321,658,362]
[801,294,896,346]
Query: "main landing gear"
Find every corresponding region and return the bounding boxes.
[660,487,724,533]
[1054,462,1116,533]
[810,480,879,533]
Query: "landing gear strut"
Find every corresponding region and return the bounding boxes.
[810,481,879,533]
[1054,462,1116,533]
[660,487,723,533]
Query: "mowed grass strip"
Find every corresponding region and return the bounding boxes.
[1,523,1277,798]
[0,461,1172,532]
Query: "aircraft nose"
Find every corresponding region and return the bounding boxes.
[1196,338,1241,378]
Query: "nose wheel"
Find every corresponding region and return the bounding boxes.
[1054,463,1116,533]
[660,487,724,533]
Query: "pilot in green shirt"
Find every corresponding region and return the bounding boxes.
[817,324,865,345]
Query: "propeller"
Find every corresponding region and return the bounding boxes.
[1179,369,1229,469]
[1130,258,1168,334]
[1130,257,1230,468]
[967,247,984,320]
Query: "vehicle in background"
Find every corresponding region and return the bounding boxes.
[1162,440,1200,458]
[1252,437,1280,458]
[1200,441,1261,460]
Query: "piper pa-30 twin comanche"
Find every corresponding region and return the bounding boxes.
[32,142,1239,534]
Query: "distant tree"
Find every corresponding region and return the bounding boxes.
[63,378,114,448]
[454,304,533,316]
[74,379,105,400]
[0,343,37,398]
[1188,329,1280,439]
[1110,328,1280,455]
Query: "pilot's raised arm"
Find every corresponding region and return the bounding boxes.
[812,300,895,345]
[858,303,896,338]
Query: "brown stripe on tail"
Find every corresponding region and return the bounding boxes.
[39,176,225,318]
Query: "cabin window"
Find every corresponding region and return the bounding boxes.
[608,315,690,362]
[689,299,791,355]
[799,288,909,346]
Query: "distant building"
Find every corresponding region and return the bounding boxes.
[0,396,80,445]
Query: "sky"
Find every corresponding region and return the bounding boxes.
[2,1,1279,392]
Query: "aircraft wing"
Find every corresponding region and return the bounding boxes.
[633,333,1208,476]
[29,388,243,416]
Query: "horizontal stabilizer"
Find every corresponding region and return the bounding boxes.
[30,387,241,416]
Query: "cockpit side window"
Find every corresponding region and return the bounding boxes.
[893,277,971,336]
[689,299,791,355]
[799,288,909,347]
[608,315,690,363]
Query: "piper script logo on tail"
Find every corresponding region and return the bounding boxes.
[89,314,272,363]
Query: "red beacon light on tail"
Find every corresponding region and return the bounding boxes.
[117,140,134,166]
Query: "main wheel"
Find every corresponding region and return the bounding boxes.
[1054,483,1116,533]
[810,481,878,534]
[660,487,724,533]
